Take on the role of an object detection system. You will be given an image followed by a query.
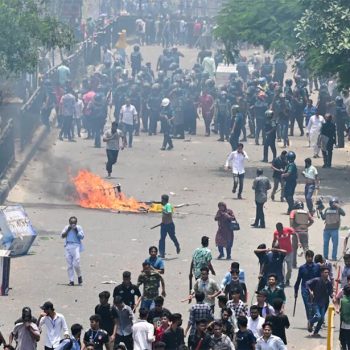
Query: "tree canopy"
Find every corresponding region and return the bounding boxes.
[0,0,75,76]
[215,0,350,88]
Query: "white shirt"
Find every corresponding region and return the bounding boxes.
[256,335,286,350]
[225,151,248,174]
[132,320,154,350]
[202,56,216,78]
[120,104,137,125]
[103,50,114,65]
[74,99,84,119]
[247,316,264,338]
[302,165,318,180]
[307,115,325,134]
[39,313,69,348]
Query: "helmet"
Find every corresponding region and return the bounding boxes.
[205,78,215,88]
[161,98,170,107]
[286,151,296,162]
[133,45,140,51]
[294,200,304,209]
[231,104,240,114]
[285,79,293,86]
[329,197,339,207]
[258,77,267,85]
[265,110,274,118]
[169,62,178,71]
[152,83,160,90]
[335,96,343,104]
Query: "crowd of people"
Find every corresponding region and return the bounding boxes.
[5,3,350,349]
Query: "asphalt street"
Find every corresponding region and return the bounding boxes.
[1,44,350,350]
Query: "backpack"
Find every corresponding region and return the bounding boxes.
[59,338,73,350]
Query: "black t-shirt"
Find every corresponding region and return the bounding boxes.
[272,156,287,179]
[83,329,109,350]
[236,329,256,350]
[224,280,247,302]
[147,307,171,328]
[188,332,212,350]
[113,283,141,309]
[94,303,114,335]
[265,314,290,344]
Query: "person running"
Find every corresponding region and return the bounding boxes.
[158,194,181,258]
[306,266,333,336]
[103,122,126,178]
[225,143,249,200]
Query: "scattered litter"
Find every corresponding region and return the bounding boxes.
[169,192,176,196]
[101,280,118,284]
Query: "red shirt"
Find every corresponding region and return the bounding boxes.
[273,227,294,253]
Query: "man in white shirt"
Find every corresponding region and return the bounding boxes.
[256,322,286,350]
[38,301,69,349]
[132,308,154,350]
[306,110,325,158]
[103,122,126,177]
[225,143,248,199]
[102,46,114,69]
[119,98,138,148]
[247,305,265,339]
[302,158,320,214]
[202,52,216,78]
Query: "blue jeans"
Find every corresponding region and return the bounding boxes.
[305,183,315,212]
[122,123,134,147]
[310,304,327,333]
[301,288,312,320]
[141,299,154,310]
[280,120,289,146]
[323,229,339,260]
[159,223,180,257]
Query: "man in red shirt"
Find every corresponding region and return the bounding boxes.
[272,222,300,286]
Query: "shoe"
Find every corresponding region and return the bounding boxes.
[59,136,63,141]
[176,247,181,254]
[226,256,232,260]
[271,194,275,201]
[78,276,83,285]
[240,138,247,142]
[69,281,74,286]
[251,223,258,228]
[217,138,224,142]
[232,188,236,194]
[322,164,327,168]
[158,254,165,258]
[166,146,173,150]
[307,322,313,333]
[312,332,321,338]
[285,280,290,287]
[255,141,260,145]
[160,147,166,150]
[259,225,266,229]
[217,254,224,260]
[107,173,111,178]
[262,159,268,163]
[237,194,242,199]
[280,198,284,202]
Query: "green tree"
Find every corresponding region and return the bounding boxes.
[295,0,350,88]
[0,0,75,76]
[214,0,303,61]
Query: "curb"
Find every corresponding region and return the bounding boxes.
[0,125,49,204]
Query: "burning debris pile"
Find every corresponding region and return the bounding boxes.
[73,170,156,213]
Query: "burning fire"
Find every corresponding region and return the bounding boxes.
[73,170,151,213]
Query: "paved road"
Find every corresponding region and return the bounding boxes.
[1,44,350,350]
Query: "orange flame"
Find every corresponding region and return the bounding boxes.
[73,170,150,212]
